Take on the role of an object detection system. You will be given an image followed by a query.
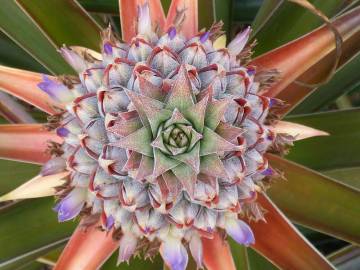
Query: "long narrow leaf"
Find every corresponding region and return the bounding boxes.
[0,32,47,73]
[291,53,360,114]
[323,167,360,190]
[251,7,360,99]
[166,0,198,38]
[252,0,348,56]
[0,198,75,270]
[251,193,335,269]
[0,124,61,164]
[0,92,36,123]
[268,154,360,244]
[0,65,61,114]
[54,221,119,270]
[0,1,73,74]
[119,0,166,42]
[202,232,236,270]
[0,172,69,202]
[16,0,102,51]
[286,109,360,170]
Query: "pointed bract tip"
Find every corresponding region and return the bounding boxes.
[227,26,251,56]
[117,233,137,265]
[160,238,189,270]
[137,2,152,35]
[225,218,255,246]
[54,188,87,222]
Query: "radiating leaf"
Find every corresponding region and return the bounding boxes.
[78,0,119,14]
[268,154,360,244]
[250,193,335,270]
[119,0,166,42]
[54,221,119,270]
[0,160,39,196]
[101,253,163,270]
[328,245,360,269]
[228,239,278,270]
[285,109,360,170]
[166,0,198,38]
[250,7,360,100]
[16,0,102,51]
[0,198,75,270]
[322,167,360,190]
[272,120,328,140]
[253,0,349,56]
[0,65,61,114]
[202,233,236,270]
[0,124,61,164]
[0,92,36,123]
[0,32,46,73]
[0,1,72,74]
[291,53,360,114]
[0,172,69,202]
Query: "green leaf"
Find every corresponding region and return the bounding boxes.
[291,53,360,114]
[0,160,39,196]
[252,0,347,56]
[322,167,360,190]
[78,0,118,14]
[101,253,163,270]
[0,1,73,74]
[251,0,280,34]
[285,109,360,170]
[268,154,360,245]
[328,245,360,269]
[229,239,278,270]
[16,0,102,51]
[0,198,75,270]
[0,32,46,73]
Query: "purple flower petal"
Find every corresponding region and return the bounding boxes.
[160,238,188,270]
[261,167,273,176]
[56,127,70,137]
[225,218,255,246]
[54,188,87,222]
[103,42,113,55]
[106,215,115,230]
[37,75,73,103]
[200,31,210,43]
[168,27,177,40]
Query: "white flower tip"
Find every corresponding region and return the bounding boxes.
[227,26,252,56]
[273,121,329,141]
[160,238,189,270]
[137,2,152,35]
[225,218,255,246]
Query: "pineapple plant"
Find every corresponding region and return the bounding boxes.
[0,0,359,270]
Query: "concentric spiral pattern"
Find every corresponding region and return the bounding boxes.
[39,5,281,269]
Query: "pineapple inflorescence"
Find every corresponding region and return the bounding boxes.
[38,4,284,269]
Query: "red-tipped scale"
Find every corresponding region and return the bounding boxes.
[0,124,62,164]
[250,194,335,270]
[166,0,198,38]
[0,65,62,114]
[251,6,360,99]
[54,221,119,270]
[119,0,166,42]
[202,232,236,270]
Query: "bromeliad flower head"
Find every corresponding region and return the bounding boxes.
[38,3,286,270]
